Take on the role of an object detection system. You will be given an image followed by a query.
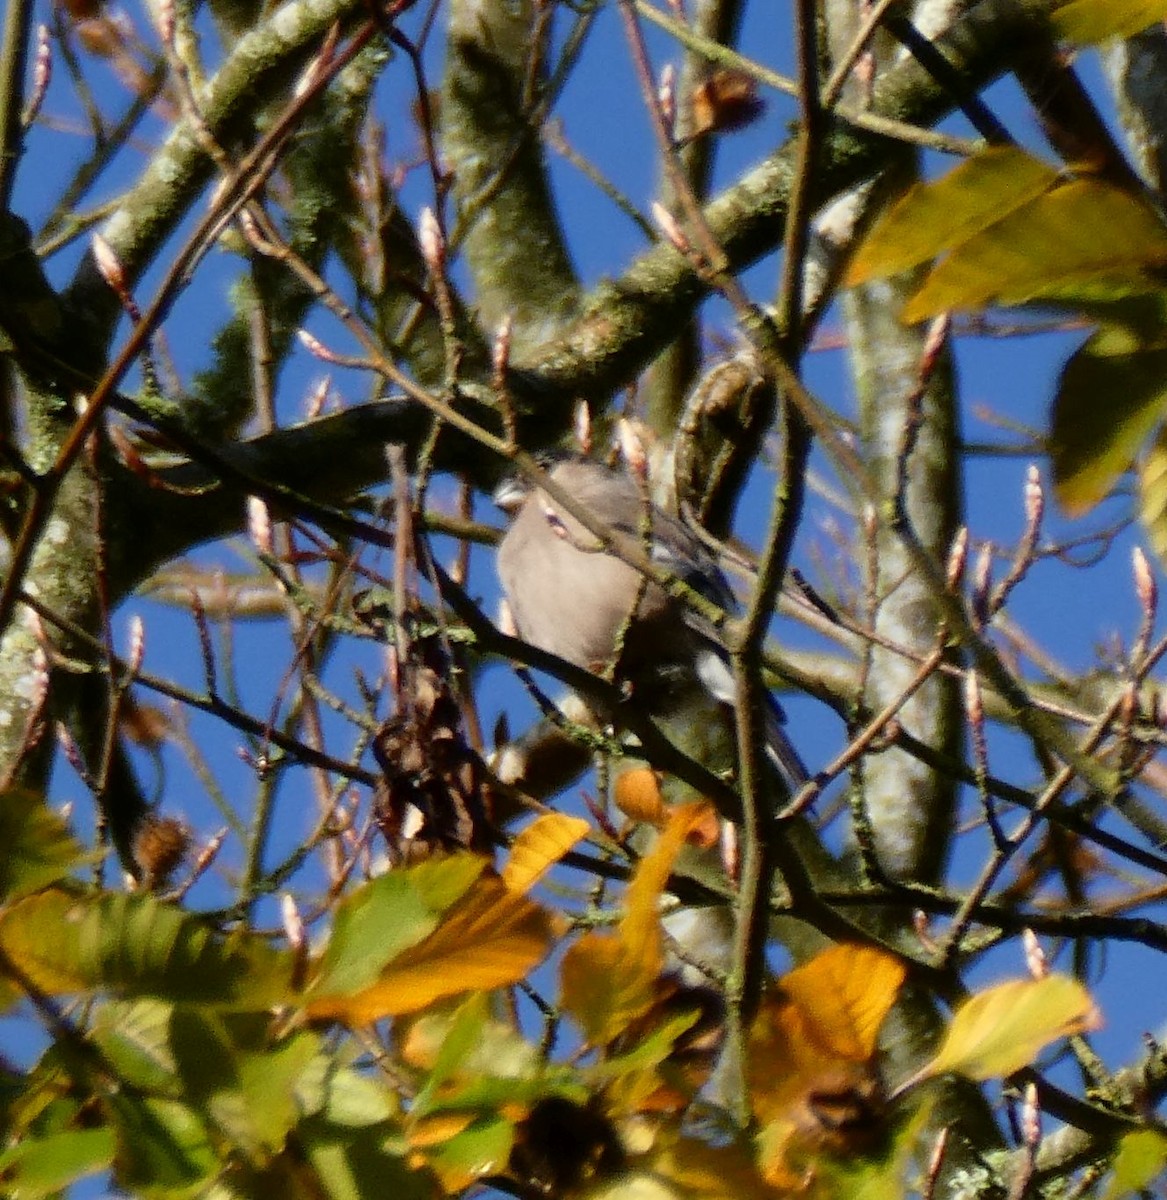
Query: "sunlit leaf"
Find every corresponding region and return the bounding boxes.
[622,803,709,961]
[402,998,539,1084]
[502,813,590,893]
[300,1113,439,1200]
[748,944,905,1126]
[1050,338,1167,515]
[846,148,1059,286]
[307,873,554,1022]
[0,789,95,902]
[0,889,292,1008]
[560,930,660,1047]
[312,854,487,998]
[903,181,1167,322]
[560,805,708,1046]
[594,1009,703,1081]
[408,1110,478,1148]
[1104,1129,1167,1199]
[779,944,907,1062]
[0,1127,116,1197]
[410,994,490,1116]
[1052,0,1167,43]
[748,947,901,1188]
[232,1039,318,1156]
[414,1113,514,1192]
[301,1062,397,1128]
[1138,424,1167,564]
[922,975,1099,1081]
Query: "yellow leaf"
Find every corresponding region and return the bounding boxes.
[923,975,1099,1082]
[560,806,708,1047]
[1052,0,1167,43]
[1104,1129,1167,1200]
[307,874,553,1022]
[560,931,660,1047]
[1139,427,1167,566]
[846,148,1059,287]
[748,945,905,1128]
[647,1131,776,1200]
[902,180,1167,323]
[780,944,907,1062]
[1052,339,1167,517]
[407,1111,478,1148]
[622,803,708,961]
[502,813,590,894]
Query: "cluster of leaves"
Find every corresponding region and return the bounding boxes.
[850,140,1167,552]
[5,0,1167,1196]
[0,794,1114,1199]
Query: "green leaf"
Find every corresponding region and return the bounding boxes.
[165,1009,322,1160]
[304,1064,397,1127]
[0,789,95,902]
[0,1126,115,1196]
[109,1093,220,1195]
[903,180,1167,322]
[1050,338,1167,515]
[1052,0,1167,43]
[300,1115,438,1200]
[312,853,487,998]
[592,1009,702,1080]
[0,889,292,1008]
[846,148,1059,286]
[1104,1129,1167,1199]
[404,1012,550,1121]
[93,999,182,1095]
[411,994,490,1117]
[422,1114,515,1192]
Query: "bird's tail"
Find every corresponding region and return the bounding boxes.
[694,647,808,798]
[762,691,809,797]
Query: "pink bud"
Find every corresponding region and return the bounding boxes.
[652,202,690,255]
[127,615,145,674]
[247,495,272,555]
[1133,545,1157,617]
[658,63,676,136]
[419,206,445,274]
[1022,928,1048,980]
[946,525,968,589]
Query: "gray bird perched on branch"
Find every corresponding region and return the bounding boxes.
[494,454,807,797]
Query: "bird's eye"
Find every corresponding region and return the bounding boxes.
[542,507,570,539]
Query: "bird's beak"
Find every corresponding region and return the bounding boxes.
[492,475,528,513]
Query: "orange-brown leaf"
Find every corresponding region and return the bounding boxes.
[748,944,905,1126]
[779,943,907,1062]
[622,803,708,961]
[307,874,553,1022]
[408,1110,477,1148]
[559,931,659,1046]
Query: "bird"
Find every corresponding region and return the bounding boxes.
[494,454,807,797]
